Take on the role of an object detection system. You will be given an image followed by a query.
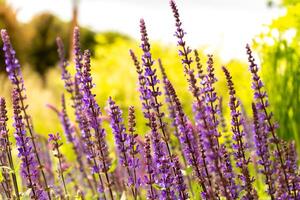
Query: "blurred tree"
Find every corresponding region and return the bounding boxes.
[0,1,97,77]
[255,0,300,142]
[26,12,97,76]
[0,2,26,72]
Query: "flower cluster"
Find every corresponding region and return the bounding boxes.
[0,1,299,200]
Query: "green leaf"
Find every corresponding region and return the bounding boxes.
[108,159,118,173]
[152,183,163,191]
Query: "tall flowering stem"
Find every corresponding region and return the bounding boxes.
[165,79,208,193]
[246,44,292,196]
[223,66,257,199]
[203,55,219,142]
[252,103,275,199]
[1,29,51,199]
[81,49,113,199]
[60,94,96,194]
[194,49,205,82]
[173,156,189,200]
[139,19,172,157]
[143,135,157,200]
[48,133,69,200]
[158,59,194,196]
[73,27,83,80]
[107,98,137,199]
[57,35,99,194]
[56,37,74,97]
[170,2,227,198]
[149,113,176,199]
[129,49,151,123]
[169,0,192,73]
[0,107,13,199]
[12,89,46,199]
[74,77,103,197]
[0,97,20,199]
[128,106,140,199]
[284,142,300,198]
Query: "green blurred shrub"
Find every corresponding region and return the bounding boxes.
[254,1,300,141]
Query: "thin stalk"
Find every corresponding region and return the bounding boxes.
[14,79,51,199]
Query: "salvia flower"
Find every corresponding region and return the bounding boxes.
[194,49,205,82]
[165,79,207,189]
[129,49,152,121]
[170,0,192,70]
[223,66,257,199]
[1,29,23,85]
[285,142,300,198]
[173,156,189,200]
[60,94,95,193]
[107,97,138,198]
[73,26,83,80]
[139,19,173,163]
[1,29,51,199]
[128,106,141,199]
[252,103,275,198]
[158,59,178,140]
[48,133,69,199]
[81,49,113,199]
[0,97,20,199]
[56,37,74,96]
[246,44,291,196]
[143,135,157,200]
[73,77,99,187]
[202,55,219,133]
[0,119,13,199]
[219,144,238,199]
[12,89,46,200]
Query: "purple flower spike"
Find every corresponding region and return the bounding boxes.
[246,44,291,196]
[1,29,23,85]
[252,103,275,198]
[0,98,14,199]
[81,49,113,199]
[165,79,208,190]
[129,49,152,121]
[144,135,157,200]
[202,55,219,133]
[107,97,137,197]
[12,89,46,200]
[73,26,83,79]
[1,29,51,199]
[285,142,300,199]
[194,49,205,82]
[56,37,74,96]
[48,133,69,199]
[170,0,192,71]
[223,66,257,199]
[158,59,177,140]
[128,106,141,199]
[60,94,95,193]
[139,19,172,163]
[173,156,189,200]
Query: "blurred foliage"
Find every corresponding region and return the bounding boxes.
[0,2,97,76]
[0,2,26,69]
[25,12,97,76]
[254,0,300,142]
